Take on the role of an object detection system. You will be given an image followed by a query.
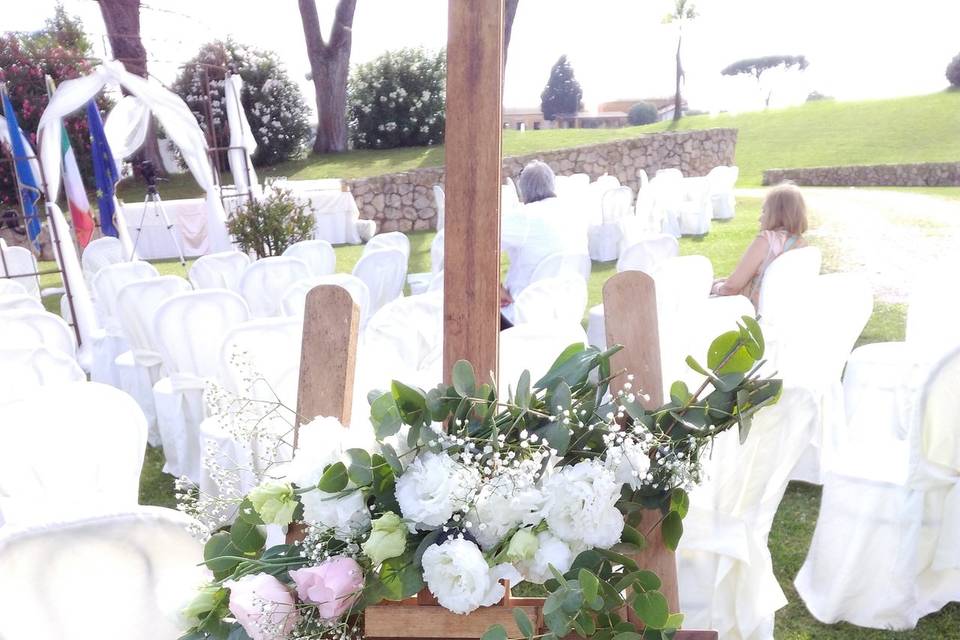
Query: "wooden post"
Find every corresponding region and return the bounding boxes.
[603,270,680,615]
[442,0,503,383]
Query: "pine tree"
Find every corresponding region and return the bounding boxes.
[540,55,583,121]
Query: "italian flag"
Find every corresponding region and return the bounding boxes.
[59,122,95,248]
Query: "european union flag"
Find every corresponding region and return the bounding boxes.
[1,91,43,253]
[86,101,120,238]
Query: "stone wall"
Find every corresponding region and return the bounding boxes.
[763,162,960,187]
[347,128,738,232]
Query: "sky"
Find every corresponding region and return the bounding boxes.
[7,0,960,115]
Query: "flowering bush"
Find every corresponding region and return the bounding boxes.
[226,188,315,258]
[181,318,781,639]
[173,40,311,167]
[347,48,446,150]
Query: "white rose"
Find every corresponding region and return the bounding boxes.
[541,460,624,549]
[514,531,577,584]
[466,472,543,550]
[604,439,652,490]
[283,417,368,488]
[421,537,520,614]
[395,452,479,530]
[300,489,370,539]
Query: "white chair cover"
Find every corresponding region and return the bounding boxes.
[363,231,411,263]
[188,250,251,291]
[80,236,125,281]
[0,294,43,313]
[0,278,28,297]
[678,176,713,236]
[282,239,336,277]
[588,186,634,262]
[656,168,683,180]
[0,309,76,360]
[352,248,407,317]
[431,228,445,274]
[795,346,960,630]
[593,174,620,192]
[0,381,146,526]
[709,166,738,220]
[530,251,592,284]
[757,246,822,330]
[281,274,371,328]
[616,234,680,274]
[0,346,85,406]
[433,184,445,231]
[428,270,444,292]
[0,243,41,297]
[0,507,207,639]
[649,172,685,238]
[498,322,588,397]
[513,276,588,326]
[115,276,193,444]
[502,183,522,215]
[238,256,311,317]
[679,388,821,640]
[152,290,250,481]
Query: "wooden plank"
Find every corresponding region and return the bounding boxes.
[365,604,539,639]
[294,284,360,444]
[442,0,503,384]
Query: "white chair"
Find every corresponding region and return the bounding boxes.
[428,270,444,292]
[409,230,446,295]
[0,309,77,360]
[649,172,685,238]
[570,173,592,189]
[238,256,311,317]
[0,293,43,313]
[431,228,445,274]
[188,250,251,291]
[679,388,821,640]
[281,273,371,327]
[513,276,588,326]
[677,176,713,236]
[502,183,522,215]
[0,381,147,526]
[0,278,28,298]
[0,243,41,298]
[81,236,125,281]
[152,290,250,482]
[498,322,588,397]
[114,276,193,444]
[795,345,960,631]
[363,231,411,263]
[0,346,85,406]
[709,166,738,221]
[616,234,680,274]
[530,251,592,284]
[594,174,620,193]
[362,290,445,388]
[757,246,822,331]
[433,184,445,231]
[588,186,633,262]
[656,168,684,180]
[0,507,207,639]
[282,239,336,277]
[352,248,407,317]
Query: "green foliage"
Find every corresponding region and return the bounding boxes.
[226,187,314,258]
[540,55,584,120]
[348,47,446,150]
[721,55,809,80]
[628,102,659,126]
[947,52,960,88]
[172,39,311,167]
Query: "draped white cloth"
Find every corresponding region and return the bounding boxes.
[0,346,85,406]
[123,197,211,259]
[38,61,231,254]
[224,73,260,197]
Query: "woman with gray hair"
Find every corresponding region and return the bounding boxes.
[500,160,588,323]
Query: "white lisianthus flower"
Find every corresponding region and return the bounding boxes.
[465,473,543,550]
[395,452,479,530]
[300,489,370,539]
[421,537,521,614]
[514,531,577,584]
[604,439,652,490]
[541,460,624,549]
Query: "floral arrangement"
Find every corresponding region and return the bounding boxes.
[180,318,780,640]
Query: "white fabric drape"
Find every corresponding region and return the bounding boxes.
[224,74,260,197]
[104,95,150,161]
[38,61,231,254]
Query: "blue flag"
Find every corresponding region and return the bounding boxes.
[1,91,43,253]
[86,101,120,238]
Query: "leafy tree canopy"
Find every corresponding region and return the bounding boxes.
[721,55,809,80]
[541,55,583,121]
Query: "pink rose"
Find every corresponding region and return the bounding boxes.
[225,573,298,640]
[289,557,364,620]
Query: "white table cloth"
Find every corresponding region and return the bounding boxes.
[123,197,211,260]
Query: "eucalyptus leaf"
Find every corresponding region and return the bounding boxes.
[230,518,266,554]
[377,555,425,600]
[481,625,508,640]
[317,462,349,493]
[391,380,428,426]
[684,355,710,376]
[516,370,531,410]
[661,511,683,551]
[670,488,690,519]
[380,443,404,474]
[707,330,755,375]
[632,591,669,629]
[739,315,765,359]
[669,381,690,405]
[620,523,647,550]
[236,497,263,525]
[203,532,241,575]
[370,392,403,439]
[579,568,600,603]
[452,360,477,397]
[346,448,373,486]
[513,608,535,639]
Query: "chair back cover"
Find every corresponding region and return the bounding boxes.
[363,231,411,262]
[601,186,634,223]
[433,184,445,230]
[638,169,650,189]
[906,258,960,357]
[428,270,444,292]
[282,239,336,277]
[220,317,303,410]
[81,236,125,280]
[502,184,522,214]
[0,309,77,360]
[651,255,714,322]
[513,276,588,326]
[918,345,960,473]
[499,322,588,395]
[188,250,251,291]
[0,381,147,525]
[281,273,371,326]
[0,506,207,639]
[431,228,445,274]
[364,290,444,380]
[656,168,684,181]
[530,251,592,284]
[0,278,28,297]
[616,234,680,274]
[239,256,311,317]
[758,245,822,329]
[116,275,192,358]
[92,260,159,321]
[0,293,43,313]
[0,243,41,297]
[352,248,407,316]
[154,289,250,379]
[0,346,85,405]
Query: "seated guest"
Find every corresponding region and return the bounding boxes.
[500,161,588,321]
[711,182,808,308]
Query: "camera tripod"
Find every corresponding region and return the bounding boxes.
[130,185,186,266]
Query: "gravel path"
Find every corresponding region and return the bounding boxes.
[736,187,960,303]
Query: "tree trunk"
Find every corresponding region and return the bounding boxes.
[95,0,167,176]
[299,0,357,154]
[503,0,520,73]
[673,29,683,122]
